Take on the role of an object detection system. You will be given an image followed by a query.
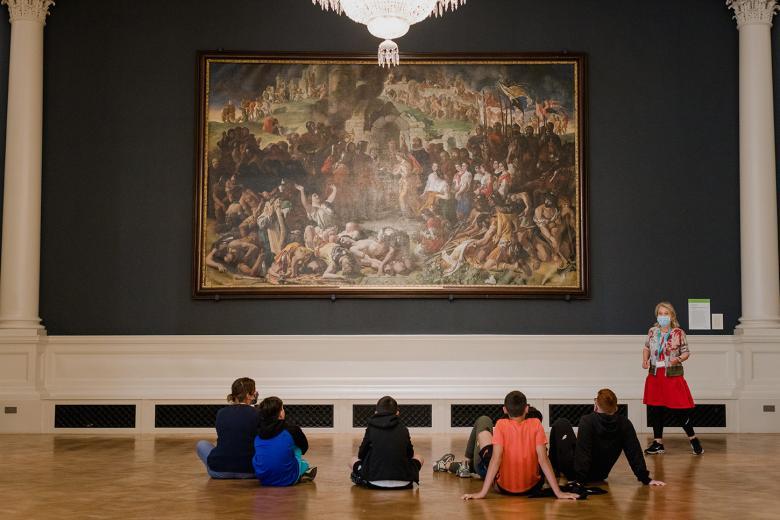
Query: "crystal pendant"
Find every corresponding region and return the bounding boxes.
[378,40,399,68]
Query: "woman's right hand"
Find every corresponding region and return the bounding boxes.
[642,359,649,369]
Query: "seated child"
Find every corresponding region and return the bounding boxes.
[549,388,665,488]
[253,396,316,486]
[433,406,544,479]
[195,377,259,479]
[350,396,425,490]
[461,391,579,500]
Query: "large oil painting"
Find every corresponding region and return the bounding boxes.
[193,52,588,297]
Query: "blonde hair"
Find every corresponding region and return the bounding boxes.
[654,301,680,329]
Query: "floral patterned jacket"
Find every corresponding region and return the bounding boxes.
[643,326,689,377]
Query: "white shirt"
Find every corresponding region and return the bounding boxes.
[370,480,413,488]
[308,205,335,229]
[453,170,472,193]
[423,173,449,198]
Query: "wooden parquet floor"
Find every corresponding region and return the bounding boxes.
[1,433,779,520]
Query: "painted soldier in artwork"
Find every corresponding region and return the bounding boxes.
[199,59,583,291]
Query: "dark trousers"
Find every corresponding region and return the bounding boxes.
[549,418,617,484]
[495,475,545,495]
[548,418,578,481]
[647,405,696,439]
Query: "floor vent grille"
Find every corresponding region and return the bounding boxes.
[549,404,628,427]
[55,405,136,429]
[353,404,432,428]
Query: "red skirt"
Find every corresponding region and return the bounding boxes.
[643,367,695,409]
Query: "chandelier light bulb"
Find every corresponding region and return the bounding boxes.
[312,0,466,66]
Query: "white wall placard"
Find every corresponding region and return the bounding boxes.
[712,313,724,330]
[689,298,712,330]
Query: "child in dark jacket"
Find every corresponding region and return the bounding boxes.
[549,389,665,488]
[350,396,424,490]
[196,377,259,479]
[253,396,316,486]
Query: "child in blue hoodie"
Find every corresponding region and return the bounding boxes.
[253,396,316,486]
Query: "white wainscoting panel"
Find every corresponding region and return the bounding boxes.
[0,333,778,433]
[40,335,739,400]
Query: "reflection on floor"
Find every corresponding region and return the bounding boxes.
[1,433,777,519]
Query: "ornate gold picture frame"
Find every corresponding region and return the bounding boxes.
[193,52,588,298]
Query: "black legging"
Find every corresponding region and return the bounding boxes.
[647,405,696,439]
[549,418,577,481]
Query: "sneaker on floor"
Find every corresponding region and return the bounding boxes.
[300,466,317,482]
[455,461,472,478]
[690,437,704,455]
[433,453,455,472]
[644,441,665,455]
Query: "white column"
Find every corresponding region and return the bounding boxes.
[0,0,53,331]
[728,0,780,331]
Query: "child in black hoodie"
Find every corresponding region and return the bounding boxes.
[350,396,424,490]
[549,388,665,489]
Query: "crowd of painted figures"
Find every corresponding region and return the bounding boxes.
[206,75,577,285]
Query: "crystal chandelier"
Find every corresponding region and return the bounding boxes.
[313,0,466,67]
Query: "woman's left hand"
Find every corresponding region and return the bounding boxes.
[670,357,681,365]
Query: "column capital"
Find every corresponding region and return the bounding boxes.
[2,0,54,25]
[727,0,779,28]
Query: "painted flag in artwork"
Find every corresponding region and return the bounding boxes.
[543,99,566,115]
[496,81,531,112]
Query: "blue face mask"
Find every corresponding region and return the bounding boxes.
[657,315,671,328]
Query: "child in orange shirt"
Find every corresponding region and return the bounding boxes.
[462,391,579,500]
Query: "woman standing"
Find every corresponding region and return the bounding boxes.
[642,302,703,455]
[196,377,260,478]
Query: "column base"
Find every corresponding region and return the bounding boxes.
[0,319,43,335]
[736,317,780,333]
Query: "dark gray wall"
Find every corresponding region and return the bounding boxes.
[0,15,7,241]
[0,0,772,334]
